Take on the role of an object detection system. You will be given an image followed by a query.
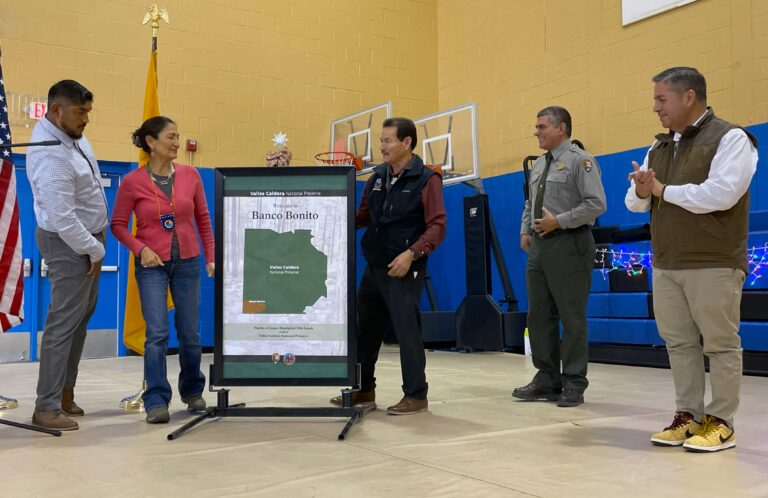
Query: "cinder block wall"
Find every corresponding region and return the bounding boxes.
[0,0,439,166]
[437,0,768,176]
[2,1,766,175]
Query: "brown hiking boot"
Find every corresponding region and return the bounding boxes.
[386,397,428,415]
[32,410,79,431]
[329,390,376,409]
[62,388,84,417]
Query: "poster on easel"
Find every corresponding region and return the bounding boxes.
[213,167,356,386]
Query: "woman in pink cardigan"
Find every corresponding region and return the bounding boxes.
[111,116,214,424]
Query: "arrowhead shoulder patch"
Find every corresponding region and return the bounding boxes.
[581,158,594,172]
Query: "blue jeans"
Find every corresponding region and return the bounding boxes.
[135,255,206,410]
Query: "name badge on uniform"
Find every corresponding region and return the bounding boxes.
[373,178,383,191]
[160,213,176,232]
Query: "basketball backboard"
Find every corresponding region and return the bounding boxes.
[414,103,479,186]
[330,102,392,175]
[329,101,479,186]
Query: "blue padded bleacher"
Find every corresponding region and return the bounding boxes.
[588,318,663,346]
[587,293,650,318]
[740,322,768,350]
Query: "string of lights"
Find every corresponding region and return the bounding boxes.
[595,244,768,286]
[747,243,768,286]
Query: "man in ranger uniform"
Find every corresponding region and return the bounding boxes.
[514,106,606,408]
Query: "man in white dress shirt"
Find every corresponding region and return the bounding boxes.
[626,67,758,452]
[27,80,108,431]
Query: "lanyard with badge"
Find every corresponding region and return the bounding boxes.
[73,141,109,212]
[145,164,176,232]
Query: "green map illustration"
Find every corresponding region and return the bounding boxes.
[242,229,328,314]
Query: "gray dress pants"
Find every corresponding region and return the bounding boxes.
[34,228,102,412]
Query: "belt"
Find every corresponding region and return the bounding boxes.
[40,227,104,238]
[539,225,590,238]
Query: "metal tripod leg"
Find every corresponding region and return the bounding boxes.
[0,419,62,437]
[167,407,217,441]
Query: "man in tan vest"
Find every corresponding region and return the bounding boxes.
[625,67,758,452]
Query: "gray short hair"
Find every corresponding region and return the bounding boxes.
[537,106,572,137]
[652,67,707,103]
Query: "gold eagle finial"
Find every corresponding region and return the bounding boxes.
[142,4,170,36]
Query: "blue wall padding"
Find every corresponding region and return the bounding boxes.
[749,211,768,232]
[591,270,611,293]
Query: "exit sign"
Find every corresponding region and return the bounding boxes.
[28,102,47,119]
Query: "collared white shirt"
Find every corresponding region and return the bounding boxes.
[625,111,758,214]
[27,117,108,261]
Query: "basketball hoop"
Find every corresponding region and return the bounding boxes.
[425,164,444,176]
[315,151,363,171]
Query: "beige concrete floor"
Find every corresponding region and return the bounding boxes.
[1,348,767,498]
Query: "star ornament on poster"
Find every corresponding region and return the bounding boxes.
[272,132,288,148]
[265,132,292,167]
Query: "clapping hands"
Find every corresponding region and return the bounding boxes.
[628,161,664,198]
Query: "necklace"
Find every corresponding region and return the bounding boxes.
[151,173,171,185]
[148,163,175,185]
[145,164,177,232]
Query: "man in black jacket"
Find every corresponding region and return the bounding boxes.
[332,117,446,415]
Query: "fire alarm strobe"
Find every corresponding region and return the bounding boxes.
[186,139,197,152]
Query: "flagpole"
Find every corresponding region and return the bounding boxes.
[119,5,169,411]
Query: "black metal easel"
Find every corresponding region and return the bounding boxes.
[0,416,62,437]
[167,365,368,441]
[1,139,63,437]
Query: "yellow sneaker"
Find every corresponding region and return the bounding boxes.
[651,412,701,447]
[683,415,735,453]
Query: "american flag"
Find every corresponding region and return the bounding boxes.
[0,58,24,332]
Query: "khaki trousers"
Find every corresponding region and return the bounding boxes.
[652,266,744,426]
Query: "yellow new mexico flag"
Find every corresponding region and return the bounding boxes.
[123,40,173,354]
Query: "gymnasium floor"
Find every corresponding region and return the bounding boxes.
[1,348,766,497]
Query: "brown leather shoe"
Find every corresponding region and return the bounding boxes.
[62,388,85,416]
[32,410,79,431]
[329,389,376,409]
[386,397,428,415]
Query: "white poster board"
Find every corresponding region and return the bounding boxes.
[622,0,699,26]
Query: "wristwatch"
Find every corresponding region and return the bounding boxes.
[409,248,421,261]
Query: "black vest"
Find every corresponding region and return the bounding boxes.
[361,155,435,269]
